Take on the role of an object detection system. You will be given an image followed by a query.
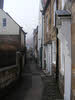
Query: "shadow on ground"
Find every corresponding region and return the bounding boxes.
[0,58,32,100]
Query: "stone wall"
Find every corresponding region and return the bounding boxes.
[0,65,17,89]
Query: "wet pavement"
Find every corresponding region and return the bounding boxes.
[1,57,63,100]
[1,58,44,100]
[41,75,63,100]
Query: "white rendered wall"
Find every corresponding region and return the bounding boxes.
[38,1,43,51]
[58,17,71,100]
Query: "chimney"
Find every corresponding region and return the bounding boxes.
[0,0,4,9]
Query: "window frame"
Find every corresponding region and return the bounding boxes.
[46,15,48,33]
[3,18,6,27]
[53,0,56,26]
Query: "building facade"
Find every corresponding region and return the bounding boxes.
[0,9,26,67]
[43,0,56,75]
[71,0,75,100]
[39,0,73,100]
[33,26,38,63]
[38,0,43,68]
[56,0,72,100]
[0,9,27,89]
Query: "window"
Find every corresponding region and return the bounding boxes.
[46,16,48,33]
[54,0,56,26]
[52,41,56,64]
[61,42,65,75]
[62,0,65,10]
[49,2,51,25]
[3,18,6,27]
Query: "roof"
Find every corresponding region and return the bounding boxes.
[56,10,71,17]
[1,9,27,35]
[6,12,21,28]
[22,29,27,35]
[1,9,22,28]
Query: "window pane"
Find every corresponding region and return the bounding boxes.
[3,18,6,27]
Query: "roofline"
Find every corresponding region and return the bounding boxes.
[1,9,22,28]
[57,14,71,17]
[56,10,71,17]
[0,9,27,35]
[22,29,27,35]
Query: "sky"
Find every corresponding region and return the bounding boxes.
[4,0,40,39]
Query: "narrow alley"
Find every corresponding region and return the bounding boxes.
[0,0,74,100]
[0,55,63,100]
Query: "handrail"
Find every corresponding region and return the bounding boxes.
[0,65,17,72]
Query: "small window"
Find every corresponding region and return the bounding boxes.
[62,0,65,10]
[54,0,56,26]
[46,16,48,33]
[3,18,6,27]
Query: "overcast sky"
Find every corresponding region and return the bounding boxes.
[4,0,40,39]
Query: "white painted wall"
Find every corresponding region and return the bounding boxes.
[38,1,43,51]
[63,18,71,100]
[58,17,71,100]
[0,9,19,35]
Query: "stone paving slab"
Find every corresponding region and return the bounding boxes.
[41,75,63,100]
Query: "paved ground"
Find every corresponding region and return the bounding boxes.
[1,57,63,100]
[41,75,63,100]
[1,58,44,100]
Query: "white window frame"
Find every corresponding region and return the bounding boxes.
[62,0,65,10]
[3,18,6,27]
[52,41,56,64]
[61,42,64,75]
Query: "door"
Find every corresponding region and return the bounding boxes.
[48,44,52,75]
[45,46,48,72]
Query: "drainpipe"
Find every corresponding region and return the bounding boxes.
[56,28,59,82]
[40,10,44,69]
[56,0,59,82]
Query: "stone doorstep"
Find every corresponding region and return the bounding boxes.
[72,70,75,100]
[72,71,75,89]
[42,70,52,76]
[55,99,64,100]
